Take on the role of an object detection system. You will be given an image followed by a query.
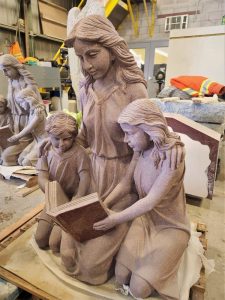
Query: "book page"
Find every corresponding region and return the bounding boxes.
[50,193,99,214]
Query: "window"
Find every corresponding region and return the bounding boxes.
[165,15,188,32]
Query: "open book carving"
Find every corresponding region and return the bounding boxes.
[0,125,17,149]
[45,181,109,242]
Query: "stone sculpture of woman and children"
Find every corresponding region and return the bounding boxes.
[0,15,191,300]
[0,54,47,166]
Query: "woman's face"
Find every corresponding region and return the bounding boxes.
[74,39,113,80]
[2,66,20,80]
[121,123,151,152]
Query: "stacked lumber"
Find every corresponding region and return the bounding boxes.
[0,166,39,197]
[38,0,67,40]
[13,170,39,197]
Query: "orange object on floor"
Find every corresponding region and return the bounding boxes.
[170,76,225,97]
[9,41,25,63]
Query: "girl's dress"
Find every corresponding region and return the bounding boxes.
[117,152,190,300]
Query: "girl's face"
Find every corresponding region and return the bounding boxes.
[74,39,114,80]
[2,66,20,80]
[121,123,151,152]
[49,132,75,154]
[15,97,30,110]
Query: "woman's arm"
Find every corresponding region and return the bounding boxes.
[8,114,40,142]
[103,152,139,208]
[94,160,184,230]
[76,123,89,148]
[76,87,89,148]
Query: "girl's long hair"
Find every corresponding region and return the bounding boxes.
[118,99,184,168]
[65,15,146,91]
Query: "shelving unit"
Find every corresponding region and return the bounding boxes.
[0,23,63,44]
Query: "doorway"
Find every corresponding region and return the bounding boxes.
[128,40,169,97]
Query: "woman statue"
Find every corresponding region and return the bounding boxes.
[7,87,47,166]
[0,54,42,165]
[65,14,148,200]
[94,99,190,299]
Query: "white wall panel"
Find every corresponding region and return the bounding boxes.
[165,26,225,85]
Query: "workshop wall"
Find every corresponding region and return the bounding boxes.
[0,0,224,58]
[118,0,225,42]
[0,0,68,60]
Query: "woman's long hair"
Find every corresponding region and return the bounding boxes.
[118,99,184,168]
[0,54,42,108]
[16,87,46,114]
[65,15,146,91]
[0,54,37,87]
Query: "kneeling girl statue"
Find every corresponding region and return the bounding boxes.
[94,99,190,300]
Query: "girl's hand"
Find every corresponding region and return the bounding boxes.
[166,145,185,170]
[8,135,19,142]
[93,212,120,231]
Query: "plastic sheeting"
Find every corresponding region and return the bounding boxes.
[0,278,20,300]
[178,223,215,300]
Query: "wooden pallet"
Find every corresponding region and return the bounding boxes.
[0,215,207,300]
[191,222,207,300]
[0,203,44,249]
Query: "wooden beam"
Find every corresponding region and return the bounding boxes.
[39,0,67,12]
[12,173,38,188]
[23,0,30,57]
[0,203,44,242]
[42,16,66,27]
[0,267,59,300]
[16,185,40,197]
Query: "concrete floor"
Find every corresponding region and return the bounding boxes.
[0,178,44,232]
[0,177,224,300]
